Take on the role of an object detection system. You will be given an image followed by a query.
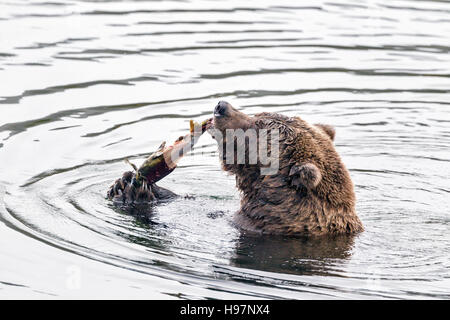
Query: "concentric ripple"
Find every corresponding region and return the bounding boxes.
[1,0,450,299]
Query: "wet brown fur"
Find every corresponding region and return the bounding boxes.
[212,102,364,237]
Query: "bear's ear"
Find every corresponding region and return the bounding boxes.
[314,124,335,141]
[289,163,322,190]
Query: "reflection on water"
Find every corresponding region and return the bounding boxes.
[1,0,450,299]
[232,234,354,276]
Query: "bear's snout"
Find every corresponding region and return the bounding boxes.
[212,101,252,132]
[214,101,230,118]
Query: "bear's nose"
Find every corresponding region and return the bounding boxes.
[214,101,229,117]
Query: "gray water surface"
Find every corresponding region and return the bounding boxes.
[0,0,449,299]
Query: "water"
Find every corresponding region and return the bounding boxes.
[1,0,449,299]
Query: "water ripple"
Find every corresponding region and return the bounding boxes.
[0,0,449,299]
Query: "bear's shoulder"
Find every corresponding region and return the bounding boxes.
[253,112,304,133]
[254,112,335,142]
[253,112,310,129]
[253,112,319,142]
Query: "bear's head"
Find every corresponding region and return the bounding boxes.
[210,101,273,175]
[211,100,290,177]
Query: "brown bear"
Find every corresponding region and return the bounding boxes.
[211,101,363,237]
